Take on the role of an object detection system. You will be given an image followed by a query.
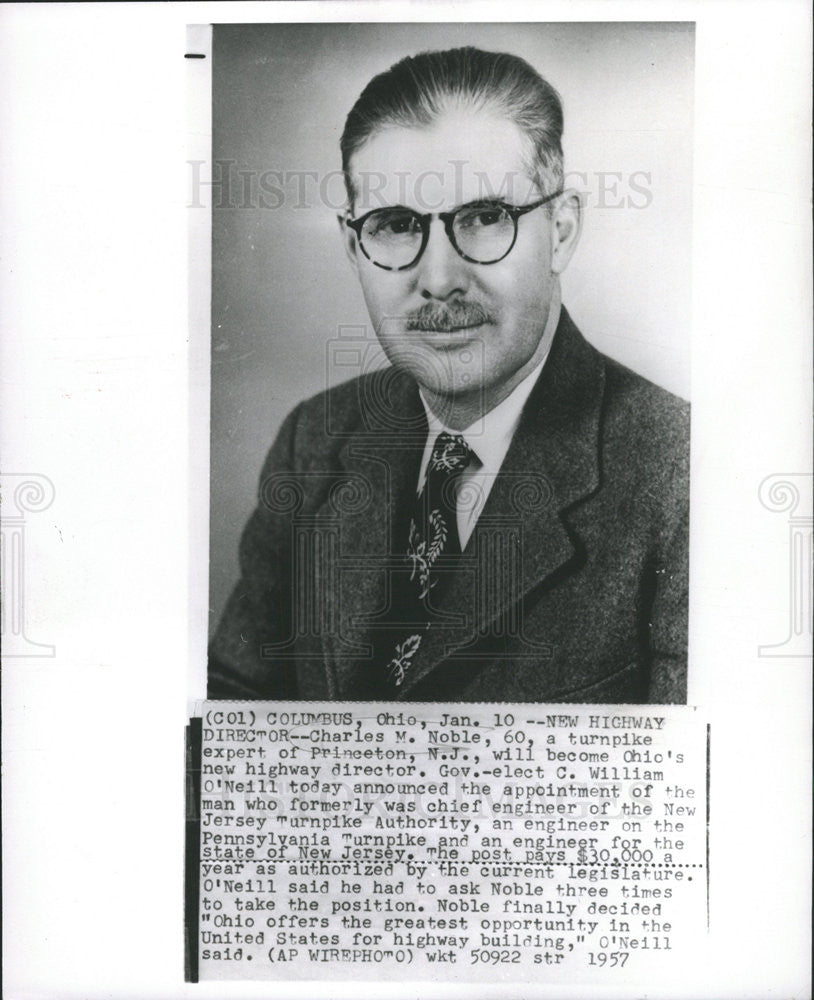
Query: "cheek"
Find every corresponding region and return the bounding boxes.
[509,255,552,314]
[479,268,546,327]
[359,269,410,317]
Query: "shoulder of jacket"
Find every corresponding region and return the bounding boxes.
[602,355,689,433]
[285,370,388,449]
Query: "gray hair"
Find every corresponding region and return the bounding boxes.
[340,46,564,208]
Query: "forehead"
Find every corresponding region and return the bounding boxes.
[349,108,538,213]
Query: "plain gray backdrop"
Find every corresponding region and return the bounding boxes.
[208,22,694,635]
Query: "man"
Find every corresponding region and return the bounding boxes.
[208,46,689,704]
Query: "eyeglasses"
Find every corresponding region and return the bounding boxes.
[344,193,562,272]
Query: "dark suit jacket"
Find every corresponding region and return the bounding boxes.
[209,309,689,704]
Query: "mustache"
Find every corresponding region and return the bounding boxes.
[405,301,492,333]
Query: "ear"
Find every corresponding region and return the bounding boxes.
[337,213,360,273]
[549,189,583,275]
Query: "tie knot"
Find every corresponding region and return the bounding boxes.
[430,432,473,476]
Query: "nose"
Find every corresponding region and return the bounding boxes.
[416,217,470,301]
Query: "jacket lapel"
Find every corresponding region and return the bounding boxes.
[394,309,605,699]
[317,370,427,696]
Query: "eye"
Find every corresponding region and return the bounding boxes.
[456,205,509,230]
[367,211,421,238]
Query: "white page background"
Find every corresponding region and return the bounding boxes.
[1,2,810,999]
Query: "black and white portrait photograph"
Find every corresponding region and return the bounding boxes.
[206,23,693,703]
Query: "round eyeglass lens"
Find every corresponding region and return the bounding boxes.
[361,210,423,268]
[452,205,516,263]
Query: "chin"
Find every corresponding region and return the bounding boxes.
[422,373,484,401]
[385,348,451,392]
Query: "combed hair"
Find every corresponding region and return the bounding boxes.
[340,46,564,207]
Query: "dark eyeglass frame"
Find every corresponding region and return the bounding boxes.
[343,192,562,271]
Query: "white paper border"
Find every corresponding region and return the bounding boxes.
[1,2,810,999]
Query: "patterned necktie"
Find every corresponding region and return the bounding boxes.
[385,431,474,688]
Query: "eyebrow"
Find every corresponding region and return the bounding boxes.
[367,197,509,216]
